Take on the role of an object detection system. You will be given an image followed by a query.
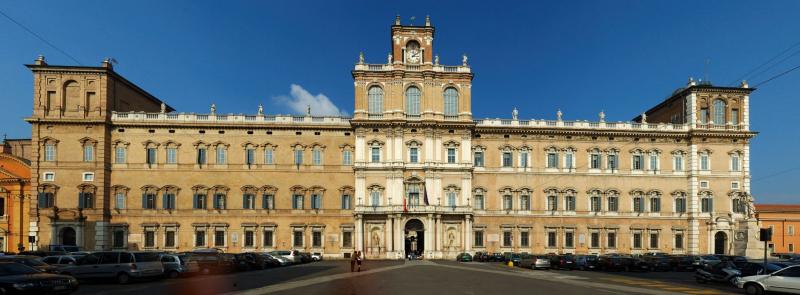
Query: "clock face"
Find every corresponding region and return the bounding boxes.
[406,43,421,64]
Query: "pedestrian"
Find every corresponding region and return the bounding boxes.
[356,250,363,272]
[350,250,357,272]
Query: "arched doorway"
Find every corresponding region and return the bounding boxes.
[61,227,77,246]
[714,231,727,255]
[404,219,424,258]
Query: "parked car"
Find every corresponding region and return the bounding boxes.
[736,265,800,295]
[698,255,722,269]
[259,253,283,267]
[42,255,83,267]
[715,255,748,268]
[554,254,577,270]
[520,254,551,270]
[160,254,199,278]
[269,250,300,264]
[668,255,698,271]
[505,253,522,266]
[235,253,272,270]
[575,255,599,271]
[298,252,312,264]
[0,261,79,294]
[311,253,323,262]
[59,251,163,284]
[456,253,472,262]
[48,245,82,255]
[738,262,791,277]
[598,255,631,271]
[629,257,652,272]
[0,255,59,273]
[643,256,672,271]
[263,253,290,266]
[489,253,505,262]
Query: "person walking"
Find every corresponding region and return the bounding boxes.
[356,250,363,272]
[350,250,357,272]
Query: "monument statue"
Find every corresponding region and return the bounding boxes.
[210,103,216,115]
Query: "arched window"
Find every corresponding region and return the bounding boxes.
[443,88,458,118]
[405,86,421,117]
[367,86,384,117]
[713,99,726,125]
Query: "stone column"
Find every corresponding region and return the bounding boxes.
[436,215,443,253]
[687,144,700,254]
[426,214,434,257]
[465,216,472,252]
[384,217,392,258]
[355,215,364,252]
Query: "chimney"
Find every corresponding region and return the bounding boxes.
[34,55,47,66]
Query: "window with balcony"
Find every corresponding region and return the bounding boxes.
[409,147,419,163]
[447,191,457,207]
[370,191,381,207]
[443,87,459,118]
[447,148,456,164]
[368,86,384,117]
[713,99,726,125]
[607,192,619,212]
[590,153,601,169]
[213,193,226,210]
[371,147,380,163]
[649,192,661,212]
[405,86,420,117]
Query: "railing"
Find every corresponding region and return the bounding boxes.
[111,112,351,125]
[444,115,460,121]
[353,63,471,73]
[354,205,473,214]
[475,119,692,131]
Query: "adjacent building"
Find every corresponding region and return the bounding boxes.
[755,204,800,254]
[0,144,32,252]
[24,16,762,258]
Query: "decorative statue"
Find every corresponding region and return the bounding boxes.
[434,54,440,65]
[512,107,518,120]
[387,53,393,65]
[641,113,647,123]
[358,52,364,64]
[556,109,563,121]
[372,231,380,247]
[307,104,311,116]
[160,102,166,114]
[462,54,468,66]
[258,104,264,115]
[210,103,216,115]
[599,110,606,122]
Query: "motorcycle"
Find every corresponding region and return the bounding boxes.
[695,264,742,285]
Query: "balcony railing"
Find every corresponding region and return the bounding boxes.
[354,205,472,214]
[111,112,351,125]
[475,119,691,132]
[353,63,471,73]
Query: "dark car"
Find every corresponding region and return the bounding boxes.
[714,255,747,268]
[668,255,698,271]
[0,256,59,273]
[505,253,522,266]
[739,262,791,277]
[298,252,312,264]
[456,253,472,262]
[0,261,79,294]
[598,255,630,271]
[489,253,505,262]
[473,252,488,262]
[258,253,282,267]
[628,257,651,272]
[575,255,599,271]
[235,253,271,270]
[551,254,576,270]
[643,256,671,271]
[188,252,236,274]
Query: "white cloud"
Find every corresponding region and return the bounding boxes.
[274,84,346,116]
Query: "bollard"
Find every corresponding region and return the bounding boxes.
[507,261,514,267]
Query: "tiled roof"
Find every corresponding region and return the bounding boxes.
[756,204,800,212]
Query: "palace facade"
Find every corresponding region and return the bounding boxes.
[25,16,762,259]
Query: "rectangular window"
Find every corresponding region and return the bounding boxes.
[503,195,513,210]
[195,230,206,247]
[82,172,94,182]
[78,192,93,208]
[294,150,304,165]
[548,195,558,211]
[474,151,484,167]
[312,149,322,165]
[83,145,94,162]
[608,197,618,212]
[547,232,557,248]
[565,153,574,169]
[731,155,740,171]
[591,197,601,212]
[264,149,274,165]
[216,148,226,164]
[246,149,256,166]
[115,192,125,209]
[701,198,713,213]
[633,232,642,249]
[520,195,530,210]
[674,233,684,249]
[474,230,484,247]
[243,194,255,209]
[649,154,658,171]
[650,197,661,212]
[447,192,456,207]
[163,193,176,210]
[244,230,255,247]
[607,154,618,170]
[520,231,530,247]
[113,230,125,248]
[293,194,304,209]
[371,147,380,163]
[503,231,512,247]
[676,198,686,213]
[166,147,177,164]
[474,195,484,210]
[146,147,157,165]
[263,230,274,247]
[789,226,795,235]
[342,150,352,165]
[790,244,795,252]
[165,231,176,248]
[312,231,322,247]
[590,154,600,169]
[115,147,126,164]
[213,194,226,209]
[633,198,644,213]
[144,193,157,209]
[214,230,225,247]
[547,153,558,168]
[197,148,207,165]
[293,231,303,247]
[409,148,419,163]
[731,109,739,125]
[342,231,352,248]
[607,232,616,248]
[262,194,274,209]
[700,154,709,170]
[341,195,351,210]
[194,194,207,209]
[447,148,456,164]
[145,230,155,248]
[632,155,643,170]
[370,191,380,206]
[566,196,576,211]
[700,108,709,124]
[649,233,659,248]
[311,194,322,209]
[502,152,512,167]
[565,232,574,248]
[674,155,683,171]
[590,232,600,248]
[520,152,528,168]
[44,144,56,161]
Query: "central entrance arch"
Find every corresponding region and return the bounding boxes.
[404,219,424,257]
[61,227,77,246]
[714,231,727,255]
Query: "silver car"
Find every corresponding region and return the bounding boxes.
[522,255,551,270]
[59,251,164,284]
[42,255,83,266]
[161,254,199,278]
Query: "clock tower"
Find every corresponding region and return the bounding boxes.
[391,15,435,65]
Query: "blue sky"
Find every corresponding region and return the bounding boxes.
[1,1,798,202]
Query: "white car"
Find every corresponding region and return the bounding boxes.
[737,265,800,295]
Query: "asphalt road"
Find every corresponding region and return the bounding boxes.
[73,260,743,295]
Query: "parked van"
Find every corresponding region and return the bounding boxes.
[59,251,164,284]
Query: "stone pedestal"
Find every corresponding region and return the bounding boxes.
[736,218,764,258]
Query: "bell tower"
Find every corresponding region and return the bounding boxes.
[391,15,435,65]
